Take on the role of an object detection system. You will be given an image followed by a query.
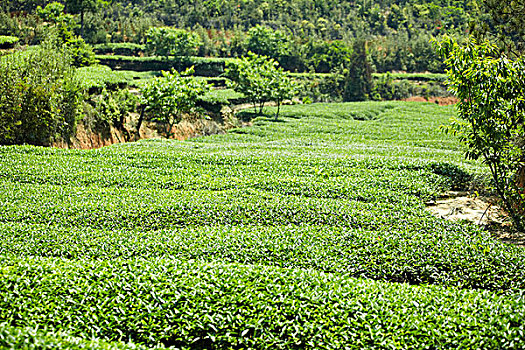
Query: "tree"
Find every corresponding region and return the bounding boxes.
[225,53,270,114]
[65,0,104,38]
[303,39,353,73]
[343,40,375,102]
[434,36,525,230]
[37,2,77,38]
[145,27,202,58]
[37,2,96,67]
[267,66,297,120]
[245,25,289,60]
[141,67,211,137]
[225,52,296,120]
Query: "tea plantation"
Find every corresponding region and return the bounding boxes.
[1,102,525,349]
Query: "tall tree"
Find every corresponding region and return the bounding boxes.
[343,40,374,102]
[65,0,103,37]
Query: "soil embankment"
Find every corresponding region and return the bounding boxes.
[52,106,242,150]
[402,96,458,105]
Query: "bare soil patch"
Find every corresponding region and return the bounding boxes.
[403,96,458,105]
[427,192,525,246]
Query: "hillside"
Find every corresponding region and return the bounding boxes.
[1,0,481,73]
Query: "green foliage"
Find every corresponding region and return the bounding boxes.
[37,2,76,26]
[1,257,525,349]
[435,36,525,230]
[199,88,246,105]
[145,27,202,58]
[75,65,129,92]
[373,72,447,82]
[225,52,297,119]
[369,33,445,73]
[0,324,157,349]
[0,37,81,146]
[91,88,138,127]
[64,0,105,36]
[67,35,96,67]
[245,25,289,60]
[65,0,102,16]
[0,0,479,73]
[343,40,375,102]
[0,35,19,49]
[374,73,411,101]
[475,0,525,56]
[0,101,524,347]
[141,67,211,136]
[93,42,145,56]
[303,39,353,73]
[96,55,230,76]
[36,2,96,67]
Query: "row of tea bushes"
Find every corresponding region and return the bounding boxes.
[96,55,231,76]
[1,257,525,349]
[1,101,522,347]
[1,222,524,293]
[0,324,156,350]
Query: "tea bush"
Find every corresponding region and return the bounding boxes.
[0,35,18,49]
[1,258,525,349]
[1,101,524,348]
[93,43,145,56]
[96,55,232,76]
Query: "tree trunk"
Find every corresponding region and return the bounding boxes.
[135,106,145,141]
[517,164,525,214]
[80,10,85,38]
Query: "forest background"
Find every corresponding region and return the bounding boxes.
[1,0,486,74]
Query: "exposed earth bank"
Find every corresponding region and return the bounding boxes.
[52,106,243,149]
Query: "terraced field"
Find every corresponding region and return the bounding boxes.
[1,102,525,349]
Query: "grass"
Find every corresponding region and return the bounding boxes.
[1,101,524,348]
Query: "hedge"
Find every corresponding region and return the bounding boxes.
[0,35,19,49]
[96,55,235,76]
[93,43,146,56]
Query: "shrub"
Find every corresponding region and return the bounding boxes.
[145,27,202,58]
[67,35,96,67]
[91,88,138,128]
[0,37,81,145]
